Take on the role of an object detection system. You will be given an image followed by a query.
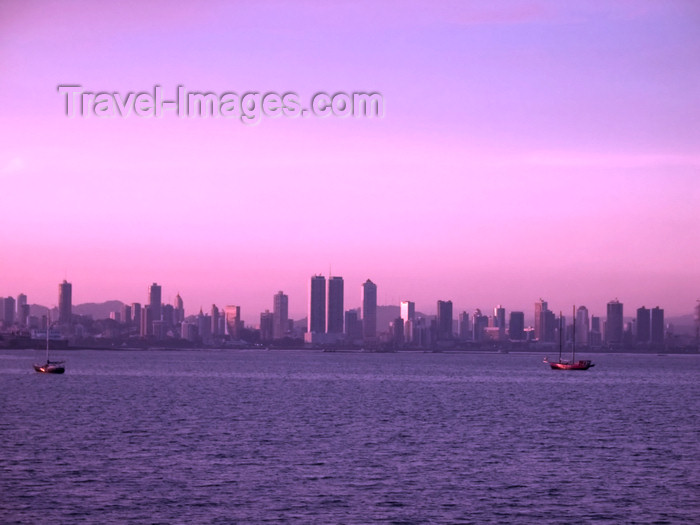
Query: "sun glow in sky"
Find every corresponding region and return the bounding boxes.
[1,0,699,321]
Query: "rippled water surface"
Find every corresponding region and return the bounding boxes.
[1,350,699,523]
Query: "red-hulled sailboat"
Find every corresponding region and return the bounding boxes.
[543,306,594,371]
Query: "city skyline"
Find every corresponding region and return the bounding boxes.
[1,2,699,323]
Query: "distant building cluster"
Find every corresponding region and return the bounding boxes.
[0,279,697,352]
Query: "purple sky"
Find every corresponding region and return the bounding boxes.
[1,1,699,322]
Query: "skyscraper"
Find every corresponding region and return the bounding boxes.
[458,311,471,341]
[132,302,142,334]
[606,299,624,345]
[260,310,274,343]
[58,280,72,324]
[225,305,242,339]
[400,301,415,324]
[576,306,590,346]
[361,279,377,340]
[437,300,453,340]
[211,304,220,336]
[327,277,344,333]
[534,299,547,341]
[651,307,664,345]
[509,311,525,340]
[494,305,506,340]
[3,296,15,326]
[636,306,650,343]
[273,291,288,339]
[174,293,184,323]
[308,275,326,334]
[149,283,162,324]
[16,293,27,326]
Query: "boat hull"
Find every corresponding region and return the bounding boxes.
[34,363,65,374]
[548,360,594,371]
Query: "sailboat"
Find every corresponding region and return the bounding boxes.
[543,306,594,371]
[34,313,65,374]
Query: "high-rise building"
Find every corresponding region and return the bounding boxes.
[16,294,27,326]
[542,310,556,342]
[361,279,377,340]
[636,307,650,343]
[211,304,220,336]
[3,296,15,326]
[576,306,590,346]
[400,301,415,324]
[534,299,547,341]
[344,309,362,342]
[509,311,525,340]
[494,305,506,340]
[437,300,453,340]
[225,305,242,339]
[651,307,664,345]
[260,310,274,343]
[458,311,471,341]
[273,292,288,339]
[390,317,404,345]
[473,309,488,341]
[148,283,162,323]
[121,304,132,325]
[174,293,184,323]
[132,303,142,333]
[308,275,326,334]
[327,277,344,334]
[606,299,624,344]
[141,305,152,336]
[58,280,72,325]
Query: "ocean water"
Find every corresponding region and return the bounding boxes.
[1,349,698,524]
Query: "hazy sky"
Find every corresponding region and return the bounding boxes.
[1,0,699,321]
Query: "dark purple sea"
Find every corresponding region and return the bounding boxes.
[1,349,698,524]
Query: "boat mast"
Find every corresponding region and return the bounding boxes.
[46,310,50,363]
[572,305,576,362]
[558,312,563,363]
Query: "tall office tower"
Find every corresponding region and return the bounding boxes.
[494,305,506,340]
[273,291,288,339]
[140,305,152,336]
[132,303,142,333]
[390,317,404,344]
[636,306,651,343]
[308,275,326,334]
[509,311,525,340]
[224,305,242,339]
[327,277,344,334]
[121,304,132,325]
[361,279,377,340]
[606,299,624,344]
[198,310,212,343]
[400,301,415,324]
[174,293,184,323]
[575,306,590,346]
[58,280,72,324]
[651,307,664,345]
[344,309,362,341]
[260,310,274,343]
[534,299,547,340]
[148,283,162,323]
[436,300,453,340]
[16,294,27,326]
[473,310,489,342]
[211,304,220,336]
[3,296,15,326]
[162,304,174,327]
[540,310,556,342]
[458,311,471,341]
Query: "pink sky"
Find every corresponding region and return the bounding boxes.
[1,1,699,321]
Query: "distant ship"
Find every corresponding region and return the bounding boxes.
[543,306,594,371]
[33,315,65,374]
